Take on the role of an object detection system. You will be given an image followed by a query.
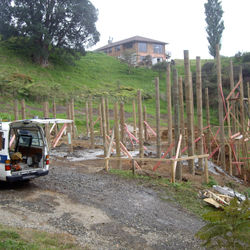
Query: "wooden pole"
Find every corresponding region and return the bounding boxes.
[166,63,173,157]
[120,102,125,145]
[105,98,110,135]
[85,101,90,138]
[52,99,56,118]
[89,97,94,149]
[178,76,185,147]
[248,83,250,158]
[155,77,161,158]
[105,129,114,171]
[173,68,182,180]
[248,82,250,117]
[137,90,144,160]
[70,98,76,139]
[52,99,58,134]
[14,100,19,120]
[114,102,121,169]
[43,101,49,118]
[101,97,107,157]
[184,50,195,174]
[196,56,204,170]
[171,134,182,183]
[99,104,103,136]
[239,67,248,182]
[67,132,73,153]
[43,101,50,148]
[204,157,209,184]
[216,44,226,170]
[21,99,26,119]
[227,100,233,175]
[143,105,148,141]
[132,99,137,137]
[229,59,236,134]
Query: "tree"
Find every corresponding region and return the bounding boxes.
[120,49,137,74]
[196,197,250,249]
[204,0,224,57]
[0,0,100,66]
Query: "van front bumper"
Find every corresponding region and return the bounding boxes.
[6,170,49,182]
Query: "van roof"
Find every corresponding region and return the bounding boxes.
[0,118,72,130]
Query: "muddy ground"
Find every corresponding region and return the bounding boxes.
[0,146,205,249]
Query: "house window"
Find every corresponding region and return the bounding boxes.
[153,44,163,54]
[138,42,147,53]
[115,45,121,52]
[140,56,146,62]
[123,42,133,49]
[107,47,113,53]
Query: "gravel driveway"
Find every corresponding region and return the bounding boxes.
[0,156,204,249]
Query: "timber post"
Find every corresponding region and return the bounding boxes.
[184,50,195,174]
[166,63,173,157]
[216,44,226,170]
[137,90,144,161]
[114,102,121,169]
[173,68,182,180]
[89,97,94,149]
[155,77,161,158]
[196,56,204,170]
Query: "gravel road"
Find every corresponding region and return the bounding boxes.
[0,155,204,249]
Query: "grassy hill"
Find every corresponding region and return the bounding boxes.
[1,42,242,127]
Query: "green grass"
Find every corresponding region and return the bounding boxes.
[0,41,222,130]
[109,169,215,217]
[0,225,79,249]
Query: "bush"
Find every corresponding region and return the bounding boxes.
[196,198,250,249]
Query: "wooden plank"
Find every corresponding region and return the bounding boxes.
[108,154,209,163]
[52,123,67,148]
[105,129,114,171]
[172,134,182,183]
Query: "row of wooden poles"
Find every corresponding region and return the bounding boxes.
[10,46,249,183]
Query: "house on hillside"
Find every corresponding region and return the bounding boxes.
[95,36,168,65]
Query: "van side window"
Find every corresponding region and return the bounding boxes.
[0,132,5,150]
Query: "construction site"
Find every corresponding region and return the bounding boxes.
[0,47,249,249]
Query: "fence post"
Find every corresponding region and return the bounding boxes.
[105,98,110,135]
[101,97,107,157]
[89,97,94,149]
[216,44,226,170]
[133,100,137,137]
[137,90,144,161]
[166,63,173,157]
[184,50,195,174]
[120,102,125,145]
[178,76,185,147]
[114,102,121,169]
[155,77,161,158]
[196,56,204,170]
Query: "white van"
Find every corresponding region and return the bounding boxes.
[0,118,71,182]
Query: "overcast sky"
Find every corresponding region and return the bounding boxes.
[90,0,250,59]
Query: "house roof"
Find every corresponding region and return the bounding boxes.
[95,36,168,51]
